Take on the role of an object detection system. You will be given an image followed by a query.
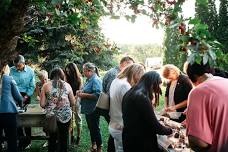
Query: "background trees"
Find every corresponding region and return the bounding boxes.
[16,0,118,71]
[1,0,228,71]
[0,0,29,70]
[163,0,228,70]
[117,44,163,63]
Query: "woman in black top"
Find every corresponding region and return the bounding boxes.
[122,71,172,152]
[162,64,192,122]
[65,63,83,145]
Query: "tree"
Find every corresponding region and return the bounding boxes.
[0,0,227,71]
[0,0,29,69]
[195,0,209,24]
[195,0,218,42]
[218,0,228,53]
[207,0,219,38]
[163,27,186,69]
[118,44,164,63]
[15,0,118,71]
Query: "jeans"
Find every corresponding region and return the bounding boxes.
[0,113,18,152]
[109,126,123,152]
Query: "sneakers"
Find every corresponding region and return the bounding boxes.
[42,141,48,147]
[25,144,32,150]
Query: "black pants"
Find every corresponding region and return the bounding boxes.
[95,108,115,152]
[18,92,31,151]
[0,113,18,152]
[48,120,70,152]
[85,110,102,147]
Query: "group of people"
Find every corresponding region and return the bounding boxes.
[1,54,228,152]
[0,55,35,152]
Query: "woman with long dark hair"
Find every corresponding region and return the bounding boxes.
[65,63,83,145]
[122,71,172,152]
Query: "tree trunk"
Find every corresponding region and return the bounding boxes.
[0,0,29,70]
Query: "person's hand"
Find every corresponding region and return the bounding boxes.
[23,95,29,105]
[181,119,187,128]
[183,109,187,115]
[167,106,176,112]
[76,90,82,96]
[36,96,40,101]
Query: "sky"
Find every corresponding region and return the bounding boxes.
[100,0,196,45]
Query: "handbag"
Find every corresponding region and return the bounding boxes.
[44,114,58,134]
[96,92,110,110]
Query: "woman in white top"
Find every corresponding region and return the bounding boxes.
[109,63,145,152]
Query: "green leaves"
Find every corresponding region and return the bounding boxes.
[189,18,201,25]
[51,0,63,5]
[125,15,137,23]
[196,0,208,5]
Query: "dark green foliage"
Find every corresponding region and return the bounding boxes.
[0,0,29,70]
[207,0,219,38]
[195,0,209,24]
[16,0,117,71]
[163,27,186,69]
[193,0,228,69]
[195,0,219,39]
[218,0,228,53]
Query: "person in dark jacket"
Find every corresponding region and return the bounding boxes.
[0,64,23,152]
[162,64,193,122]
[122,71,172,152]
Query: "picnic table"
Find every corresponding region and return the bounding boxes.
[18,104,73,144]
[18,104,47,140]
[18,104,46,127]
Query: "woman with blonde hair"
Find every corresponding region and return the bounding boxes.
[35,70,48,101]
[109,63,145,152]
[0,65,23,152]
[161,64,192,122]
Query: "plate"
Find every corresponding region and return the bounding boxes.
[167,112,182,119]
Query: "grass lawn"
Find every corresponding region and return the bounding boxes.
[24,87,165,152]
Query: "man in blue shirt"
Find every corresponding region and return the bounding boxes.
[10,54,35,150]
[10,55,35,105]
